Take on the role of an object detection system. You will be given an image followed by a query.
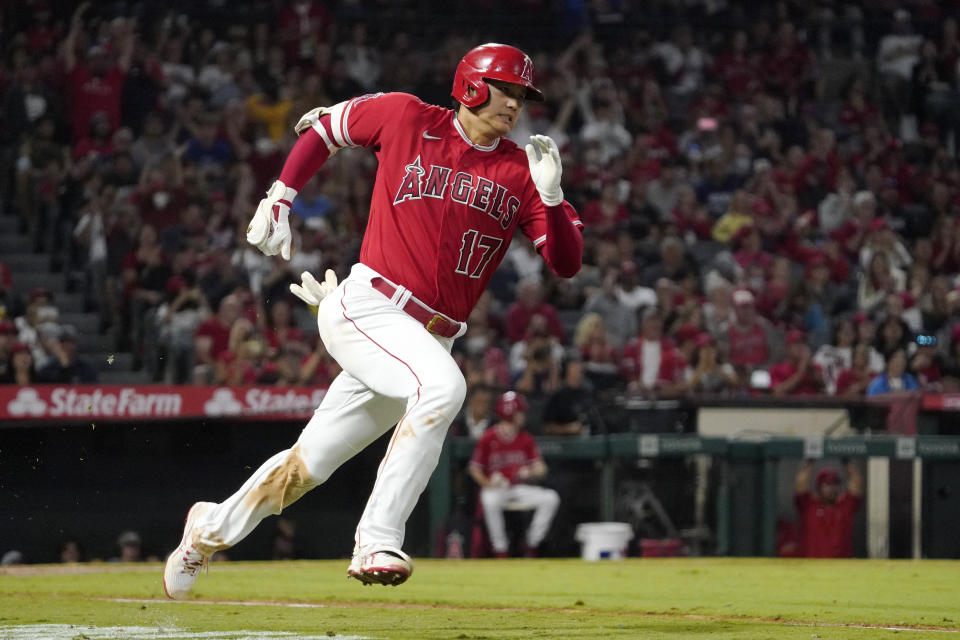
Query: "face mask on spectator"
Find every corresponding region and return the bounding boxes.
[255,137,277,155]
[153,190,171,209]
[465,335,488,355]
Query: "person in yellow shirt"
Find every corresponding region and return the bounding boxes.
[246,81,293,143]
[711,189,754,243]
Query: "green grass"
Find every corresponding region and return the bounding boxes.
[1,558,957,639]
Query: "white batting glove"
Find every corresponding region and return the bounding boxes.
[525,134,563,206]
[289,269,338,306]
[247,180,296,260]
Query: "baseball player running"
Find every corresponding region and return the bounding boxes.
[469,391,560,557]
[163,43,582,598]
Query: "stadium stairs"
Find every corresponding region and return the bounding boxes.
[0,210,150,384]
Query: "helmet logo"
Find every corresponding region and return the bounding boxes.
[521,56,533,82]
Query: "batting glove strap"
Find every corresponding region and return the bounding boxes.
[247,180,298,260]
[266,180,298,206]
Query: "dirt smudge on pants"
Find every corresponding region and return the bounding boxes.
[243,446,317,513]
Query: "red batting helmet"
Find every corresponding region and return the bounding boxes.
[496,391,529,421]
[451,43,544,108]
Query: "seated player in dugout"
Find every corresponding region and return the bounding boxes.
[469,391,560,558]
[163,43,583,598]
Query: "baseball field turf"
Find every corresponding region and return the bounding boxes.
[0,558,957,639]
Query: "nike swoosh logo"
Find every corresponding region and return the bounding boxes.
[422,131,442,140]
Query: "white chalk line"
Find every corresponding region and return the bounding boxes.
[101,597,960,634]
[0,624,370,640]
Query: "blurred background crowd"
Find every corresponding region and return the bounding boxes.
[2,0,960,433]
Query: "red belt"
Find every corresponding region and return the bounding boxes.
[370,277,461,338]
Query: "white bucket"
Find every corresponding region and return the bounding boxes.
[574,522,634,561]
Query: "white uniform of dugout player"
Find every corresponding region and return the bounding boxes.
[163,43,583,597]
[469,391,560,557]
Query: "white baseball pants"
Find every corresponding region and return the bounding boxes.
[480,484,560,553]
[194,263,467,554]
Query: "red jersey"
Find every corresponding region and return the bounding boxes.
[67,64,125,140]
[310,93,582,321]
[795,491,862,558]
[769,360,824,395]
[195,318,231,360]
[619,338,685,386]
[727,323,769,367]
[469,425,542,485]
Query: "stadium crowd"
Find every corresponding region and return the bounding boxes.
[2,0,960,428]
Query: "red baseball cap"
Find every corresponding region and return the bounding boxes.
[816,468,840,486]
[695,332,715,347]
[674,323,701,344]
[751,199,773,215]
[852,311,871,325]
[785,329,806,345]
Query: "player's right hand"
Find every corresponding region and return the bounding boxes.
[290,269,338,306]
[247,180,296,260]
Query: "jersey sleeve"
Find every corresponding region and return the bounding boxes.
[522,432,541,464]
[768,363,792,389]
[469,432,490,472]
[309,92,422,154]
[518,194,583,250]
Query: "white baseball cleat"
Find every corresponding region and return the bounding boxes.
[347,545,413,586]
[163,501,216,599]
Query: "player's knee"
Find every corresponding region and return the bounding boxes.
[544,489,560,508]
[426,367,467,409]
[480,487,505,509]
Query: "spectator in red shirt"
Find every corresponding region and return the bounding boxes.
[795,460,863,558]
[194,293,242,383]
[711,30,759,98]
[469,392,560,558]
[580,180,629,239]
[732,224,772,274]
[621,307,686,397]
[505,279,564,344]
[61,3,134,140]
[724,288,779,371]
[769,330,825,396]
[262,298,309,358]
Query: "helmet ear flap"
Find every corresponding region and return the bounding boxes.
[453,63,490,108]
[464,79,490,108]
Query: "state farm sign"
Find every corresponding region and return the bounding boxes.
[0,385,328,422]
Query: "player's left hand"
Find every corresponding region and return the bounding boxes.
[525,134,563,206]
[289,269,338,306]
[247,180,296,260]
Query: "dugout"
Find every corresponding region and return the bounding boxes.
[433,393,960,559]
[3,386,960,562]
